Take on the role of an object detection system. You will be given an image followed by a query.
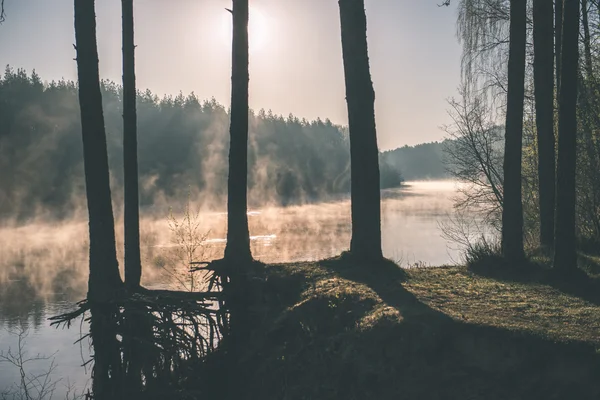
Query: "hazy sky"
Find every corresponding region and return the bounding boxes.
[0,0,461,149]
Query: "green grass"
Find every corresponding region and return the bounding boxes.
[199,258,600,400]
[406,266,600,344]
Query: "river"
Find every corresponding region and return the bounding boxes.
[0,180,461,397]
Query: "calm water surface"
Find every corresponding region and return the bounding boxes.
[0,181,460,396]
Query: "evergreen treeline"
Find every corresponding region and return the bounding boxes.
[0,66,423,220]
[380,141,449,181]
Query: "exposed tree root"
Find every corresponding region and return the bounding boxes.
[49,283,228,399]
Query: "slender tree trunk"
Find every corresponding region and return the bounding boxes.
[555,0,563,94]
[224,0,252,263]
[221,3,253,383]
[74,0,123,302]
[533,0,556,249]
[554,0,580,271]
[582,0,594,79]
[580,0,600,243]
[338,0,383,262]
[501,0,527,262]
[122,0,142,289]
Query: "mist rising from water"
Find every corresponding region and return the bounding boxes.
[0,182,459,313]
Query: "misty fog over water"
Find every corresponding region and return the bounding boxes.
[0,180,459,396]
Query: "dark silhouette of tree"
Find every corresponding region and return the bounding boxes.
[338,0,383,261]
[74,0,123,301]
[501,0,526,262]
[224,0,252,263]
[122,0,142,289]
[555,0,563,94]
[554,0,580,272]
[577,0,600,245]
[533,0,556,249]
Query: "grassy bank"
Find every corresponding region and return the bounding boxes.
[200,258,600,400]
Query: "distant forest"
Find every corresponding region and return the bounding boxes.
[0,67,446,220]
[380,141,448,181]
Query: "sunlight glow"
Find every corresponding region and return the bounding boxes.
[220,5,270,54]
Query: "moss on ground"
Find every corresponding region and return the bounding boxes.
[203,259,600,400]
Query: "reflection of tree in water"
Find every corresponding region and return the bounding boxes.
[53,289,227,399]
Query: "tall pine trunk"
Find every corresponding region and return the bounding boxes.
[501,0,527,261]
[533,0,556,249]
[224,0,252,263]
[122,0,142,289]
[555,0,563,94]
[74,0,123,302]
[554,0,579,271]
[338,0,383,262]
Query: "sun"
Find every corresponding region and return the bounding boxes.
[220,6,270,54]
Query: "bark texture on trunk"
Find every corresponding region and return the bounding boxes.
[533,0,556,249]
[555,0,563,94]
[74,0,123,302]
[554,0,579,271]
[122,0,142,289]
[582,0,593,79]
[501,0,527,261]
[224,0,252,263]
[338,0,383,261]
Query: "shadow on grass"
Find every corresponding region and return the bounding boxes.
[209,257,600,400]
[468,252,600,306]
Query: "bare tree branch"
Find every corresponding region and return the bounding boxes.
[0,0,6,23]
[443,85,504,229]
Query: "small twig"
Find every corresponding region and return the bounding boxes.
[0,0,6,23]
